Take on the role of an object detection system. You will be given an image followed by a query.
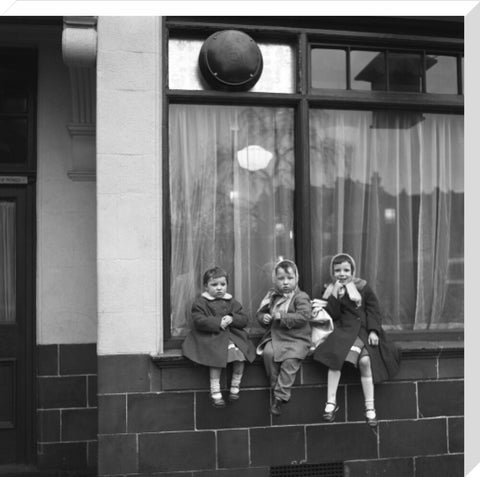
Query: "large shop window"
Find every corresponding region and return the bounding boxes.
[309,110,464,331]
[169,104,295,336]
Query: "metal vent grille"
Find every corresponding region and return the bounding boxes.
[270,462,344,477]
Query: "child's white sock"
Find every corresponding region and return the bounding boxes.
[210,377,221,399]
[230,373,243,394]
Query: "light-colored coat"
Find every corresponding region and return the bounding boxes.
[256,289,312,361]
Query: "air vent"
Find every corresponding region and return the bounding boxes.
[270,462,344,477]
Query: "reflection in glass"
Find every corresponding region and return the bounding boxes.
[309,109,463,331]
[388,52,425,92]
[0,202,16,323]
[0,119,28,164]
[426,55,458,94]
[169,105,295,336]
[311,48,346,89]
[351,51,384,90]
[0,83,28,113]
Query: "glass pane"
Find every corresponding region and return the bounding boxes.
[426,55,458,94]
[388,52,423,92]
[0,118,28,164]
[309,109,463,331]
[0,202,16,323]
[169,104,295,336]
[0,81,28,113]
[311,48,346,89]
[351,50,385,91]
[168,38,295,93]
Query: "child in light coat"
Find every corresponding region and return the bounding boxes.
[256,259,312,416]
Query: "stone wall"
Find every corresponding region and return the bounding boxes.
[97,345,464,477]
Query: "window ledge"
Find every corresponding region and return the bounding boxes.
[151,340,463,368]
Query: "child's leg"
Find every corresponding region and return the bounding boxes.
[274,358,302,402]
[325,368,342,412]
[262,341,280,388]
[359,356,375,418]
[209,366,223,399]
[230,361,245,396]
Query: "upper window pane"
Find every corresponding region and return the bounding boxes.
[311,48,346,89]
[351,50,385,91]
[168,38,295,93]
[426,55,458,94]
[388,52,423,93]
[169,104,295,336]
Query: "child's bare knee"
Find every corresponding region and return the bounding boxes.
[359,356,371,373]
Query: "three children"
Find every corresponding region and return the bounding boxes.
[182,255,400,423]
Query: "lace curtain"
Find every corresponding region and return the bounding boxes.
[169,105,295,336]
[309,110,464,330]
[0,202,15,323]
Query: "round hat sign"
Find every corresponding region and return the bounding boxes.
[199,30,263,91]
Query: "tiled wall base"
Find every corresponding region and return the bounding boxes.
[37,344,97,476]
[97,347,463,477]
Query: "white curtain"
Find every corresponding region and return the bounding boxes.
[169,105,295,336]
[0,202,16,323]
[310,110,464,330]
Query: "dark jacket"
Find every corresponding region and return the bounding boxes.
[182,294,256,368]
[256,289,312,361]
[312,284,400,383]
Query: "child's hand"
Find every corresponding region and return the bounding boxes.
[220,315,233,329]
[332,280,344,295]
[273,311,282,320]
[368,331,379,346]
[263,313,273,324]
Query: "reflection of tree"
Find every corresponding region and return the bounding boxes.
[311,170,464,329]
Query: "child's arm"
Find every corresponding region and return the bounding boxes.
[229,300,249,329]
[255,303,272,328]
[363,286,382,343]
[275,292,312,329]
[191,300,222,333]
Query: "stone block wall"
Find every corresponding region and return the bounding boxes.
[97,346,464,477]
[37,344,98,475]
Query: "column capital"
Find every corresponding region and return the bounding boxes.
[62,16,98,67]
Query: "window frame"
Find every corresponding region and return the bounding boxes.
[163,17,464,348]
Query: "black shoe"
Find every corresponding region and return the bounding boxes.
[365,409,378,428]
[210,393,226,408]
[270,398,283,416]
[323,402,339,422]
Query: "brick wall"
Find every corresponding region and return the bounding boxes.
[37,344,98,475]
[97,346,463,477]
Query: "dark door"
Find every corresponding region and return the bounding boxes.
[0,185,34,464]
[0,48,37,465]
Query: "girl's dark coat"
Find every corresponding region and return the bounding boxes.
[256,290,312,361]
[312,284,400,383]
[182,295,256,368]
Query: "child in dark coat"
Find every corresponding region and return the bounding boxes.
[312,253,400,427]
[182,266,256,408]
[256,259,312,416]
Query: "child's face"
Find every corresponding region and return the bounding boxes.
[333,261,353,283]
[274,266,297,293]
[205,276,228,298]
